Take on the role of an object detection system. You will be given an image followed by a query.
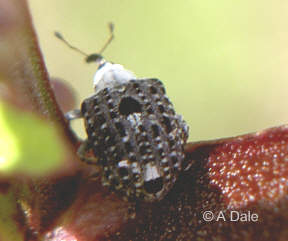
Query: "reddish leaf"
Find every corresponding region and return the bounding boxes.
[38,126,288,241]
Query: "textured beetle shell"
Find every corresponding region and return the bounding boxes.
[81,78,189,202]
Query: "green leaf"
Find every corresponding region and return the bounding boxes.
[0,190,25,241]
[0,101,65,176]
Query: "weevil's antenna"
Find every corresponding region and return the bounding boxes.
[54,31,89,57]
[98,22,114,55]
[54,22,115,64]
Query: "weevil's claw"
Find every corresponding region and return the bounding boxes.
[65,109,82,121]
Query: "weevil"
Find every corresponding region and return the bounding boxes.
[57,23,189,202]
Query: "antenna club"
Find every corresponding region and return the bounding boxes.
[108,22,114,33]
[54,31,63,39]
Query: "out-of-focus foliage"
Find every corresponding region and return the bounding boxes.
[0,101,64,176]
[0,191,24,241]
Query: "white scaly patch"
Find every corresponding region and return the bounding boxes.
[93,62,136,94]
[144,162,161,182]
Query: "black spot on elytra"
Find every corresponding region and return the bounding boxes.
[119,97,142,116]
[144,177,163,194]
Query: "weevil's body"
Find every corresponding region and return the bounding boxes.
[81,66,188,201]
[59,26,189,202]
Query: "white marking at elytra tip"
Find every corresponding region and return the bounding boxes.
[144,162,161,182]
[93,62,136,94]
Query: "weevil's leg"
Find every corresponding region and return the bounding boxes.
[77,139,99,164]
[77,140,102,178]
[88,170,101,180]
[177,114,189,141]
[65,109,82,121]
[176,114,192,171]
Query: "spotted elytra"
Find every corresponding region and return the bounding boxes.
[57,23,189,202]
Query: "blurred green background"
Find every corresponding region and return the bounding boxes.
[29,0,288,142]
